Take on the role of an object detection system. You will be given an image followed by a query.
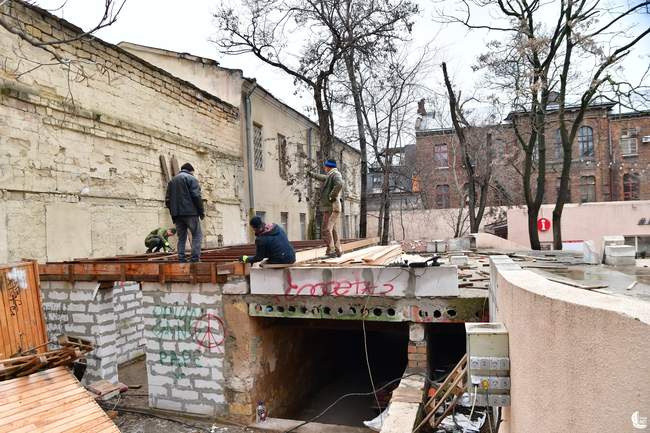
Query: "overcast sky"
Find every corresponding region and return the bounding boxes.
[37,0,650,125]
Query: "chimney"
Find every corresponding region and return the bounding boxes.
[417,98,427,116]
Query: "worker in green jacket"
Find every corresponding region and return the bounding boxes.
[145,227,176,253]
[308,159,345,257]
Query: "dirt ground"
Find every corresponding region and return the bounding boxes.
[107,357,259,433]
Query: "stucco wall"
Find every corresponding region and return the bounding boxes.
[507,200,650,250]
[491,258,650,433]
[0,2,246,263]
[367,207,507,241]
[119,43,362,242]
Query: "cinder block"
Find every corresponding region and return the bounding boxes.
[185,403,215,416]
[193,379,221,390]
[71,313,94,324]
[153,399,183,412]
[191,293,221,305]
[605,255,636,266]
[171,389,199,400]
[203,392,225,404]
[409,323,426,342]
[222,280,248,295]
[147,384,170,398]
[605,245,635,257]
[70,290,96,302]
[148,374,175,386]
[44,291,69,301]
[449,255,469,266]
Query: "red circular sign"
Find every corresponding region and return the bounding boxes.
[537,218,551,232]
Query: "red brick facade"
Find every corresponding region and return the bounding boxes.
[415,107,650,209]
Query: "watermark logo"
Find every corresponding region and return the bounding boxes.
[632,411,648,430]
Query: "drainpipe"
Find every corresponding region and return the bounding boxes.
[244,80,258,224]
[608,110,614,201]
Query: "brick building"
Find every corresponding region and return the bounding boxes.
[415,102,650,209]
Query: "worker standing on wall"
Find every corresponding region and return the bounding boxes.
[144,227,176,253]
[240,216,295,265]
[165,162,204,263]
[308,159,345,258]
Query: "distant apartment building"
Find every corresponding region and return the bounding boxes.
[415,101,650,209]
[119,43,362,241]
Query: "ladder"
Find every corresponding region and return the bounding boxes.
[412,353,468,432]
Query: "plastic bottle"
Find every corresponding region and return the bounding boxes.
[256,400,267,423]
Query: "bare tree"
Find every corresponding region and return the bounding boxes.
[445,0,650,249]
[356,46,428,244]
[442,62,493,233]
[0,0,127,105]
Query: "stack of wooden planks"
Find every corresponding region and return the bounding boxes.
[313,244,403,266]
[0,366,120,433]
[0,336,93,381]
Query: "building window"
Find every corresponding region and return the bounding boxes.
[371,173,383,193]
[623,173,640,201]
[253,124,264,170]
[434,143,448,168]
[435,184,450,208]
[494,138,506,160]
[278,134,288,180]
[255,210,266,221]
[297,138,306,174]
[579,176,596,202]
[299,213,306,240]
[554,129,563,160]
[555,177,571,202]
[620,128,638,155]
[578,126,594,158]
[353,215,358,238]
[280,212,289,234]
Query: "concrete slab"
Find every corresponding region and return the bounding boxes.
[378,402,419,433]
[250,266,459,298]
[252,418,373,433]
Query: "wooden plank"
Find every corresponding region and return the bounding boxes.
[159,155,171,183]
[295,237,379,263]
[170,155,180,175]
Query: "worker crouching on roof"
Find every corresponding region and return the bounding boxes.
[308,159,344,258]
[145,227,176,253]
[240,217,296,265]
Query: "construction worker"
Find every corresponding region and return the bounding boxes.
[308,159,344,258]
[144,227,176,253]
[240,216,295,265]
[165,162,204,263]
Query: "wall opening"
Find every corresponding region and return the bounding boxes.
[426,322,466,380]
[253,318,408,428]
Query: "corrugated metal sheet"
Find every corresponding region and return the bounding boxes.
[0,262,48,358]
[0,366,120,433]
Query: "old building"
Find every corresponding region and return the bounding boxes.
[118,43,362,241]
[415,102,650,209]
[0,1,244,263]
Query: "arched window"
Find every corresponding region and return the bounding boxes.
[578,126,594,158]
[624,173,640,201]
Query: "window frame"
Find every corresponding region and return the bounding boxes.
[253,123,264,170]
[435,184,450,208]
[579,175,596,203]
[434,143,449,168]
[277,133,288,180]
[578,126,594,158]
[623,172,640,201]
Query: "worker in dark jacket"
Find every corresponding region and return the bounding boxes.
[145,227,176,253]
[165,163,204,262]
[240,217,296,265]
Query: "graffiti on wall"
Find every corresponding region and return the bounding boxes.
[152,303,225,378]
[284,273,395,298]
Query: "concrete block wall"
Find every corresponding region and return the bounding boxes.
[113,282,145,364]
[41,281,119,384]
[141,280,238,416]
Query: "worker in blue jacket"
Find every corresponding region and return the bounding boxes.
[240,216,296,265]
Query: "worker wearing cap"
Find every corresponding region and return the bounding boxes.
[240,217,296,265]
[308,159,345,258]
[145,227,176,253]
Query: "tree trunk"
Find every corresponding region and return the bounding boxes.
[552,139,572,249]
[344,52,368,238]
[313,79,332,159]
[527,204,541,250]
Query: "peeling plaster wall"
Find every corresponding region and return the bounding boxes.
[0,2,246,263]
[491,258,650,433]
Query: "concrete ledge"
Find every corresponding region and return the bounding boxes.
[252,418,372,432]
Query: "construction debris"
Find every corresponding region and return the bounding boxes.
[0,335,93,381]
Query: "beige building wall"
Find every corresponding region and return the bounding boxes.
[119,43,362,242]
[492,261,650,433]
[0,2,245,263]
[507,200,650,251]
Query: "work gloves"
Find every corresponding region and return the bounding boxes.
[240,255,249,263]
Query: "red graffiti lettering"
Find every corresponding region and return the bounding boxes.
[284,273,395,298]
[192,313,224,352]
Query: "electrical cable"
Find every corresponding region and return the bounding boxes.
[98,403,211,433]
[469,384,478,420]
[361,292,383,426]
[282,372,429,433]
